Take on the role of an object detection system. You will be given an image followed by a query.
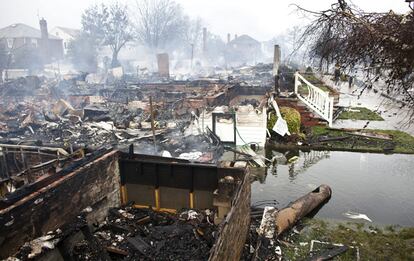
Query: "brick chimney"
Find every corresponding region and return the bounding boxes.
[39,18,48,40]
[273,45,281,76]
[39,18,49,63]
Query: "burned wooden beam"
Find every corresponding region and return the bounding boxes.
[106,246,128,256]
[0,147,112,208]
[0,149,120,258]
[0,144,69,156]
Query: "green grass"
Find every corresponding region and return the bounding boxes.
[308,126,414,154]
[315,85,333,92]
[299,84,332,95]
[283,219,414,260]
[330,73,349,82]
[303,73,324,85]
[337,107,384,121]
[299,73,337,95]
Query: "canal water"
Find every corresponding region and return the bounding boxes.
[251,150,414,226]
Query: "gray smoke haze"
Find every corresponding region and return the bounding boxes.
[0,0,411,74]
[0,0,409,41]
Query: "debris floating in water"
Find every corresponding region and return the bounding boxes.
[343,211,372,222]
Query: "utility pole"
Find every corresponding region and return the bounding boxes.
[190,43,194,71]
[149,96,157,152]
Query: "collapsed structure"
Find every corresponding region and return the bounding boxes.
[0,148,251,260]
[0,41,342,259]
[0,53,278,259]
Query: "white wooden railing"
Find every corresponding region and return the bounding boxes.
[294,72,334,127]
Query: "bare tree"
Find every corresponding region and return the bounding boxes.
[182,17,204,52]
[106,3,133,67]
[294,0,414,122]
[81,3,132,67]
[132,0,187,49]
[81,4,108,42]
[270,25,305,65]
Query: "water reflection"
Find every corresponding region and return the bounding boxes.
[252,149,414,226]
[268,149,331,181]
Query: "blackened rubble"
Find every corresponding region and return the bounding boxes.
[81,207,217,260]
[12,206,218,261]
[0,62,272,159]
[0,76,228,155]
[0,61,271,259]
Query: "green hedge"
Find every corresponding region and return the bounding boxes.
[268,107,301,134]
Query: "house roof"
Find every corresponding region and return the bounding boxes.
[0,23,61,40]
[229,34,260,46]
[53,26,80,38]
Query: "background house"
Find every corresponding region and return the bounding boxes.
[0,19,63,70]
[50,26,80,55]
[226,34,262,66]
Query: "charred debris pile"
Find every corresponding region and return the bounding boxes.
[13,206,217,261]
[0,62,274,211]
[0,77,220,146]
[0,148,250,260]
[0,78,229,163]
[0,63,273,149]
[0,63,274,260]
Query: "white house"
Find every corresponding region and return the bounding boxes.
[50,27,80,55]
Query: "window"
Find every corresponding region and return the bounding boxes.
[6,38,13,48]
[31,38,38,48]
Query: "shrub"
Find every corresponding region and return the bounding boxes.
[267,106,301,134]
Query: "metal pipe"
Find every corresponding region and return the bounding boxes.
[274,184,332,236]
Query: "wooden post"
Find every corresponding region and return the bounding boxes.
[294,72,299,94]
[149,96,157,152]
[1,147,9,178]
[233,113,237,145]
[202,109,205,133]
[329,96,334,127]
[20,148,27,170]
[273,45,281,77]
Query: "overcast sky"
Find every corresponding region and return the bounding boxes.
[0,0,410,41]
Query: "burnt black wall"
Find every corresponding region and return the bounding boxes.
[0,151,120,258]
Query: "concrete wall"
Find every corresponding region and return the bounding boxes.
[0,150,121,258]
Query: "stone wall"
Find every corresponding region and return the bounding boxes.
[0,150,121,258]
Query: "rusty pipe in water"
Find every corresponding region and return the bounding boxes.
[274,184,332,236]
